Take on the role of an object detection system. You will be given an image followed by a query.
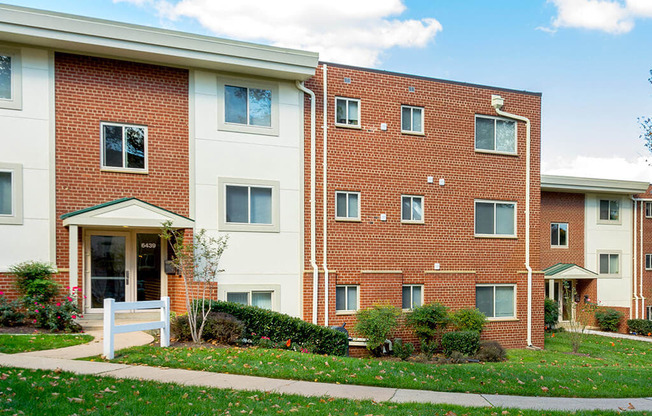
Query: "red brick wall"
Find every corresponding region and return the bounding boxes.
[303,63,543,348]
[634,186,652,319]
[540,192,585,269]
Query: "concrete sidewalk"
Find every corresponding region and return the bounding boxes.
[582,329,652,343]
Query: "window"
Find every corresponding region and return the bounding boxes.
[335,285,358,312]
[218,78,278,135]
[401,105,423,134]
[475,115,516,154]
[0,47,21,110]
[335,191,360,221]
[551,222,568,247]
[599,253,620,275]
[476,285,515,319]
[101,123,147,172]
[0,162,22,225]
[401,195,424,223]
[402,285,422,310]
[645,202,652,218]
[646,254,652,270]
[335,97,360,127]
[475,200,516,237]
[598,199,620,222]
[226,291,273,310]
[218,178,280,232]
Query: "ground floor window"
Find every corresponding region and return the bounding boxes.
[335,285,358,312]
[226,291,273,309]
[476,284,515,319]
[402,285,422,309]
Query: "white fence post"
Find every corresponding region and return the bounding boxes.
[161,296,170,347]
[103,298,115,360]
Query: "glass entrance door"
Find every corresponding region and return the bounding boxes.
[136,234,161,301]
[89,234,128,309]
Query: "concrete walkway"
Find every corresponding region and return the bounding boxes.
[582,329,652,343]
[1,332,651,412]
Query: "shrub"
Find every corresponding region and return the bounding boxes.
[206,301,348,356]
[392,338,414,361]
[29,296,81,332]
[202,312,244,344]
[354,304,401,356]
[441,330,480,356]
[0,295,24,327]
[405,302,449,343]
[475,340,506,362]
[450,308,487,333]
[10,261,59,304]
[544,297,559,330]
[420,339,438,360]
[627,319,652,335]
[171,315,192,341]
[595,308,624,332]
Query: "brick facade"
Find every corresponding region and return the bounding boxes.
[540,192,585,269]
[634,186,652,320]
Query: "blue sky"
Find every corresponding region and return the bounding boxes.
[6,0,652,181]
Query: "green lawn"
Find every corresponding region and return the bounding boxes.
[0,367,649,416]
[0,334,93,354]
[100,332,652,398]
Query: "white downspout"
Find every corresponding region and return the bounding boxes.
[296,80,319,324]
[492,95,533,347]
[640,199,646,317]
[322,64,330,327]
[632,197,638,319]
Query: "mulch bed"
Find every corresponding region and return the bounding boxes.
[0,325,62,335]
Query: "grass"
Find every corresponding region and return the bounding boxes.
[0,333,93,354]
[98,332,652,398]
[0,367,650,416]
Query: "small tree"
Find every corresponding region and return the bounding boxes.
[641,70,652,154]
[354,303,401,356]
[405,302,449,348]
[544,297,559,331]
[562,280,597,353]
[10,261,59,304]
[450,308,487,333]
[160,221,228,343]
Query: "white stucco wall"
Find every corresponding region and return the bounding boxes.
[0,47,52,271]
[192,70,303,316]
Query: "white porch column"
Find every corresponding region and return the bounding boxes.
[68,225,78,295]
[548,278,554,299]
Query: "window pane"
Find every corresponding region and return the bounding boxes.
[0,171,11,215]
[347,286,357,310]
[495,286,514,317]
[412,108,422,132]
[495,119,515,152]
[0,55,11,100]
[599,254,609,274]
[249,88,272,127]
[413,285,422,308]
[250,187,272,224]
[551,223,559,245]
[496,203,515,235]
[647,255,651,269]
[401,107,411,131]
[336,99,347,124]
[348,193,359,218]
[103,125,123,168]
[609,254,619,274]
[412,197,423,221]
[610,200,619,221]
[559,223,567,246]
[599,200,609,220]
[336,286,346,310]
[227,292,248,305]
[402,286,411,309]
[647,202,652,217]
[336,193,347,217]
[252,292,272,309]
[476,286,494,317]
[348,100,359,125]
[225,85,247,124]
[226,185,249,223]
[402,196,411,220]
[125,127,145,169]
[475,202,494,234]
[475,117,494,150]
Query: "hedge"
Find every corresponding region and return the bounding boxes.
[627,319,652,336]
[206,301,348,356]
[441,330,480,356]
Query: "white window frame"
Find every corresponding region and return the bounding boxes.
[645,202,652,218]
[217,77,279,136]
[218,177,280,233]
[597,197,621,225]
[646,254,652,270]
[335,191,361,221]
[598,251,621,277]
[401,105,424,135]
[402,284,423,310]
[475,284,516,320]
[218,284,280,311]
[0,162,23,225]
[0,46,22,110]
[474,115,517,155]
[550,222,568,248]
[334,97,361,128]
[401,195,424,224]
[100,122,148,173]
[474,199,517,238]
[335,285,359,314]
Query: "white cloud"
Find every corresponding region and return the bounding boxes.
[543,155,652,182]
[548,0,633,34]
[112,0,441,67]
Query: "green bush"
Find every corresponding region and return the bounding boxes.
[355,304,401,356]
[392,338,414,361]
[450,308,487,332]
[202,312,244,344]
[206,301,348,356]
[475,340,506,362]
[10,261,59,304]
[441,330,480,357]
[28,296,81,332]
[544,297,559,330]
[627,319,652,335]
[595,308,623,332]
[0,295,24,327]
[420,339,438,360]
[405,302,449,343]
[171,315,192,341]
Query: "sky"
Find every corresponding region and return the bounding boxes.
[5,0,652,182]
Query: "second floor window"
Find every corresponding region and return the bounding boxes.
[475,200,516,237]
[401,195,424,223]
[551,222,568,247]
[475,115,516,154]
[225,85,272,127]
[101,123,147,171]
[401,105,423,134]
[335,191,360,220]
[599,253,619,275]
[599,199,619,222]
[335,97,360,127]
[226,185,272,224]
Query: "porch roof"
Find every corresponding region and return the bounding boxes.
[543,263,598,280]
[61,198,193,228]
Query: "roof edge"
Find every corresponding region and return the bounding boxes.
[541,174,650,194]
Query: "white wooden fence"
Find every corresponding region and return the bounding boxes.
[103,297,170,360]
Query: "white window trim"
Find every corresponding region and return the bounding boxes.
[334,97,361,129]
[474,114,518,156]
[402,284,423,311]
[550,222,569,248]
[218,177,280,233]
[217,76,279,136]
[645,254,652,270]
[335,285,359,315]
[597,251,622,277]
[401,105,424,135]
[646,202,652,218]
[0,162,23,225]
[0,46,22,111]
[401,195,424,224]
[335,191,361,221]
[476,283,517,320]
[218,284,280,311]
[597,197,622,225]
[474,199,517,238]
[100,122,148,174]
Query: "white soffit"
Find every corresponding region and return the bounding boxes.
[541,174,650,194]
